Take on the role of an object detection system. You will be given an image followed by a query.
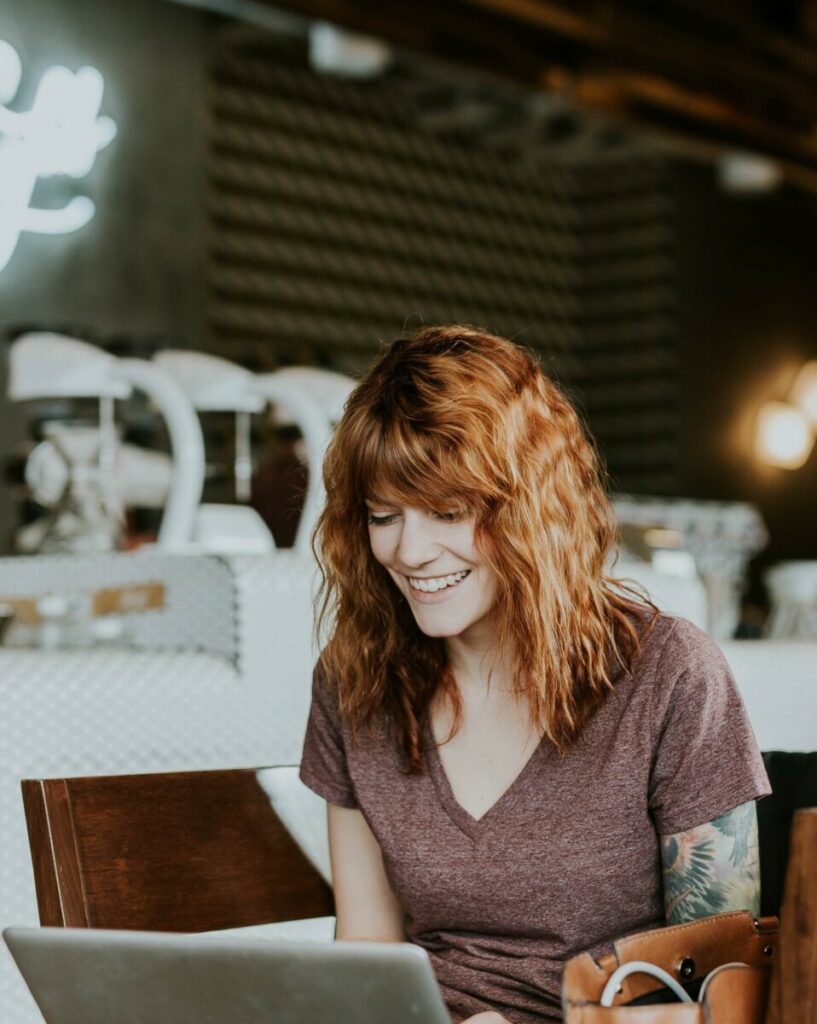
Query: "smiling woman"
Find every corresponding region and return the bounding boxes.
[300,325,770,1024]
[365,503,498,644]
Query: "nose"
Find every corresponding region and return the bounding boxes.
[396,510,440,569]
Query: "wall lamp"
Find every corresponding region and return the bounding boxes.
[755,361,817,469]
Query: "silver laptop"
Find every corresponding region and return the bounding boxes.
[4,926,451,1024]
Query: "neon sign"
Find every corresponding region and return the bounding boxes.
[0,39,117,273]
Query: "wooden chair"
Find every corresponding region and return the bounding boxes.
[21,768,334,932]
[765,807,817,1024]
[758,751,817,917]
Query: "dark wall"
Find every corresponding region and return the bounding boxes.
[206,29,679,496]
[0,0,216,544]
[672,161,817,586]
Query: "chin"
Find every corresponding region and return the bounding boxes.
[411,614,468,639]
[411,619,448,638]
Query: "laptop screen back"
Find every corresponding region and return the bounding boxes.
[4,926,451,1024]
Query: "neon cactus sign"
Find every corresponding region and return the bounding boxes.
[0,39,117,273]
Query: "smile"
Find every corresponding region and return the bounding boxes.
[407,570,470,593]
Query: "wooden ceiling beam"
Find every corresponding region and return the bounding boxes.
[467,0,817,120]
[255,0,817,183]
[455,0,609,45]
[576,69,817,160]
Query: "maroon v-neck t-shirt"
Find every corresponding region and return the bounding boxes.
[300,615,770,1023]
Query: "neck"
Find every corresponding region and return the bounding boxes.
[445,634,513,701]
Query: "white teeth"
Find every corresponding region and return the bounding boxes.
[409,570,469,593]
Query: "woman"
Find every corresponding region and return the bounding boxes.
[300,325,770,1024]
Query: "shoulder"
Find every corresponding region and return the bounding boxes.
[630,613,742,728]
[305,657,347,735]
[312,656,339,698]
[643,618,770,833]
[310,656,338,700]
[308,656,393,749]
[635,613,725,681]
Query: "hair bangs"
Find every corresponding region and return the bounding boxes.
[352,413,487,514]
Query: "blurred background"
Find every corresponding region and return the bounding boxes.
[3,0,817,633]
[2,6,817,1022]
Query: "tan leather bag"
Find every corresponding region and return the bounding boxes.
[562,911,778,1023]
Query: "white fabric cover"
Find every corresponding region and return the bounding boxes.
[256,766,332,885]
[719,640,817,752]
[0,551,319,1024]
[613,558,709,631]
[205,918,335,942]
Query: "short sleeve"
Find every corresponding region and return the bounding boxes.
[649,619,771,835]
[299,663,358,808]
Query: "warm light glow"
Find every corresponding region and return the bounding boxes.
[791,360,817,426]
[643,528,684,549]
[755,400,814,469]
[0,40,117,273]
[717,151,782,194]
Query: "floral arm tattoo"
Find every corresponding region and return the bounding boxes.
[659,800,761,925]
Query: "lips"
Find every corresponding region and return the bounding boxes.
[406,569,471,602]
[408,569,470,593]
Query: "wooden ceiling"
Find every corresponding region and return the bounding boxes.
[252,0,817,188]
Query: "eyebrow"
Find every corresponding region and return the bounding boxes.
[365,496,400,507]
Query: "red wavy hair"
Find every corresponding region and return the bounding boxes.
[314,325,656,772]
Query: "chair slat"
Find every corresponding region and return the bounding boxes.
[21,768,333,933]
[765,807,817,1024]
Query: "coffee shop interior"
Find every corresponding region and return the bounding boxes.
[0,1,816,1022]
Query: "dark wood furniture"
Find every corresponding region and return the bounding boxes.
[759,751,817,917]
[21,768,333,932]
[765,807,817,1024]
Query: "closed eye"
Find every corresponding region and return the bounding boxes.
[367,512,398,526]
[434,509,468,522]
[366,508,469,525]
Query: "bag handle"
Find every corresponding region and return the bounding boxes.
[600,962,694,1006]
[563,911,778,1008]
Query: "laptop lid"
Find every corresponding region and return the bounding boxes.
[4,926,451,1024]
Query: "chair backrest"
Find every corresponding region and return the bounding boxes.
[21,768,334,932]
[758,751,817,917]
[765,807,817,1024]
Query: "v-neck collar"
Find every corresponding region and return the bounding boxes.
[423,718,547,842]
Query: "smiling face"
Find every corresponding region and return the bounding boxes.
[366,498,500,651]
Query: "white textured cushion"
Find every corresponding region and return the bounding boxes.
[256,766,332,885]
[718,640,817,751]
[613,558,709,631]
[204,917,336,942]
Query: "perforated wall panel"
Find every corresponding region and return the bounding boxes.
[206,32,678,493]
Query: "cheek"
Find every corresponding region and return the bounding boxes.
[485,572,501,606]
[455,520,488,564]
[367,527,392,567]
[473,563,501,609]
